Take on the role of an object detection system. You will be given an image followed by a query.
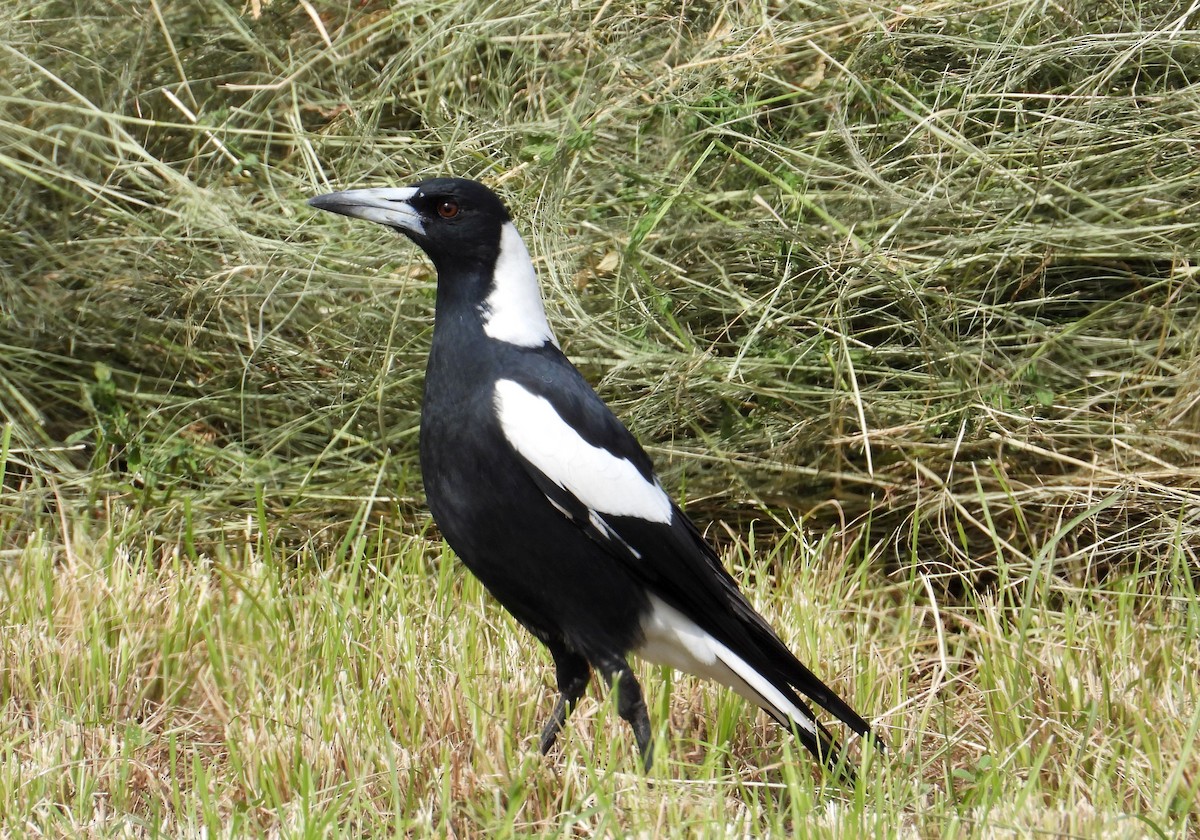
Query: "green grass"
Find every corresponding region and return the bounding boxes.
[2,0,1199,836]
[2,505,1196,836]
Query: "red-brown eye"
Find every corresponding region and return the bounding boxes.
[437,199,460,219]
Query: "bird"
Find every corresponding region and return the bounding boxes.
[307,176,881,778]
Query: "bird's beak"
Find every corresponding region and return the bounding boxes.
[307,186,425,236]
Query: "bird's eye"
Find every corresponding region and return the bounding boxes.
[437,199,460,219]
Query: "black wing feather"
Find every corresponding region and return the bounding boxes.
[505,352,880,750]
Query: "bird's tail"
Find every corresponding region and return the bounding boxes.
[707,638,861,782]
[638,596,874,781]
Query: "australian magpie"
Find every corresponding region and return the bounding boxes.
[308,177,880,777]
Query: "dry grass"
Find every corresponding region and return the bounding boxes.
[2,0,1199,836]
[1,510,1195,836]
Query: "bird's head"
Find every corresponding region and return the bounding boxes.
[308,177,512,273]
[308,176,557,348]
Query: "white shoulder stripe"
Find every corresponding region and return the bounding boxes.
[480,223,558,348]
[494,379,673,524]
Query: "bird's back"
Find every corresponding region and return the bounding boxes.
[419,315,653,654]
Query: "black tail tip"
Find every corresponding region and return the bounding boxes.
[867,727,888,754]
[817,725,887,785]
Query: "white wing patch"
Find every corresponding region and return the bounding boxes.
[494,378,673,524]
[480,223,558,348]
[637,596,817,736]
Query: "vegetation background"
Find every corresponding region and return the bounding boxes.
[1,0,1198,836]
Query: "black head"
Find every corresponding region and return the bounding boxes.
[308,177,512,274]
[309,176,557,347]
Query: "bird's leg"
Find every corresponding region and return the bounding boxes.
[598,656,654,771]
[539,645,591,755]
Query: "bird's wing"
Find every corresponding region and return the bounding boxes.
[492,368,876,748]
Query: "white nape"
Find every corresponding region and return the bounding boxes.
[480,223,558,348]
[493,378,673,524]
[637,595,817,736]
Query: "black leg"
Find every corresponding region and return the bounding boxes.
[538,644,591,755]
[597,655,654,771]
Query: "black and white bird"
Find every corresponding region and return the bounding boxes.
[308,177,880,777]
